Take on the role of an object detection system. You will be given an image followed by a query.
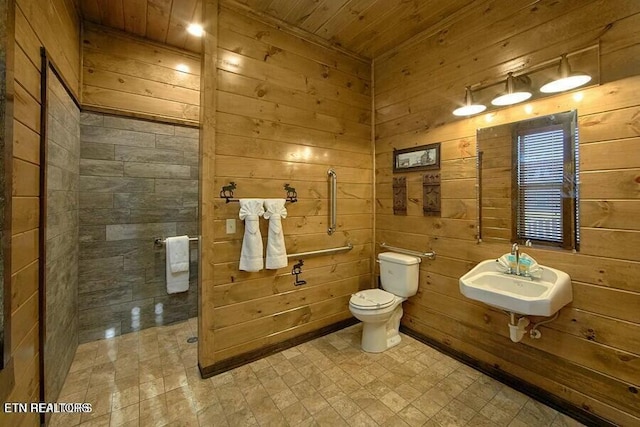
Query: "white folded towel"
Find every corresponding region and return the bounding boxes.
[166,236,189,293]
[497,252,540,275]
[239,199,265,272]
[167,235,189,272]
[264,199,288,269]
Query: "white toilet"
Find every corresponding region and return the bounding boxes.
[349,252,420,353]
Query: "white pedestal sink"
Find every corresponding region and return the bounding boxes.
[459,259,572,317]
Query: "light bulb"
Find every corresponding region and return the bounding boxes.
[187,23,204,37]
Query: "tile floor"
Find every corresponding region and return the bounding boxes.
[51,319,586,427]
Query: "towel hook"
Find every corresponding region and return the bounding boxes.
[292,260,307,286]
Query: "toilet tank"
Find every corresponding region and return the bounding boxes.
[378,252,421,297]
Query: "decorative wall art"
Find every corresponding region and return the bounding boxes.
[393,176,407,215]
[423,173,441,217]
[393,143,440,173]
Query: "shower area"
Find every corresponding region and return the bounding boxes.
[76,111,199,343]
[42,58,200,401]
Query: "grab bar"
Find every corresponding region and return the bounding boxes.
[288,243,352,259]
[380,242,436,259]
[328,169,337,235]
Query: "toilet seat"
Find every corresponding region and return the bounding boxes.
[349,289,395,310]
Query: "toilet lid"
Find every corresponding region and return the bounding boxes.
[350,289,395,309]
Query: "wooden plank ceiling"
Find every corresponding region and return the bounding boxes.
[79,0,475,58]
[79,0,204,53]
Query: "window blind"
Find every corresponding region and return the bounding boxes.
[516,127,566,244]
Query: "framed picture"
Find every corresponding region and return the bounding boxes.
[393,143,440,173]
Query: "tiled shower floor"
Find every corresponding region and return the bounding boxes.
[52,319,585,426]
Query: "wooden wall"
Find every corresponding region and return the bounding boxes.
[374,0,640,425]
[82,23,201,126]
[0,0,80,425]
[199,4,373,369]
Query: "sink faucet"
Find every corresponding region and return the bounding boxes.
[511,243,520,276]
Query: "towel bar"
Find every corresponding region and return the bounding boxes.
[154,236,199,247]
[219,182,298,203]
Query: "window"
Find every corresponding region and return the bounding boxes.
[514,111,579,250]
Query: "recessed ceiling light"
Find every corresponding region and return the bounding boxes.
[187,23,204,37]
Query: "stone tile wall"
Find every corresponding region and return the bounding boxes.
[45,69,80,401]
[78,112,199,343]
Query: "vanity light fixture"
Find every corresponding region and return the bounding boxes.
[451,45,597,118]
[491,72,532,106]
[452,86,487,116]
[540,54,592,93]
[187,23,204,37]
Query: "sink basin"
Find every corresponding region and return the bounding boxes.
[459,259,572,316]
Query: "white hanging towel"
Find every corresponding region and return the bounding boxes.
[166,236,190,293]
[239,199,265,272]
[264,199,288,269]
